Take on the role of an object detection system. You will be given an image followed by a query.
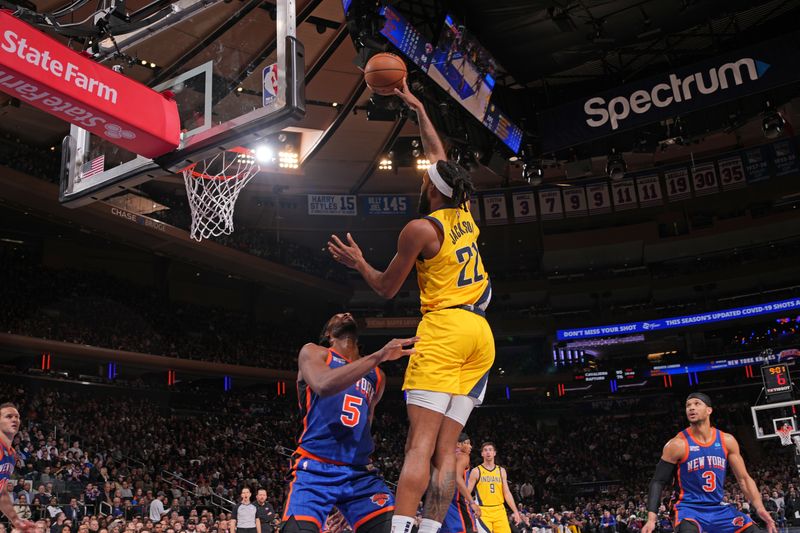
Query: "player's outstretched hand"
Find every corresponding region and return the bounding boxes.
[12,518,36,533]
[511,511,521,526]
[757,508,777,533]
[393,78,423,112]
[328,233,363,269]
[376,337,419,363]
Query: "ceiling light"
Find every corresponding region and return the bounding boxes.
[254,145,274,163]
[606,149,626,181]
[522,159,543,186]
[416,158,430,170]
[378,158,393,170]
[762,101,785,140]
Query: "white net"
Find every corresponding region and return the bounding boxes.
[778,426,794,446]
[181,149,259,241]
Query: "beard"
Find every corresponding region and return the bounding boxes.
[330,319,358,340]
[418,190,431,215]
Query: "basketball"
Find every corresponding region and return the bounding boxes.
[364,52,407,95]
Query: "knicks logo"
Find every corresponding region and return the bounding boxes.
[370,493,390,507]
[732,517,745,527]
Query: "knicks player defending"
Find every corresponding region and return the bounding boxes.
[282,313,418,533]
[641,393,777,533]
[440,433,480,533]
[328,78,494,533]
[0,403,36,533]
[467,442,520,533]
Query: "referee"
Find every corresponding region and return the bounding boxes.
[230,487,258,533]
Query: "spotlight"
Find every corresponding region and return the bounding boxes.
[762,101,785,140]
[416,158,430,170]
[278,151,299,169]
[378,157,393,170]
[411,139,420,148]
[254,145,274,163]
[606,149,626,181]
[522,160,543,186]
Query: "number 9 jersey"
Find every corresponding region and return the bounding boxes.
[403,206,495,400]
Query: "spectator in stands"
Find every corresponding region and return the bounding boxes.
[600,510,616,533]
[14,494,32,521]
[149,494,169,523]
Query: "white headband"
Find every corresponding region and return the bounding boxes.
[427,163,453,198]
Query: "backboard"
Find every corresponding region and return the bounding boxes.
[751,399,800,440]
[60,0,304,207]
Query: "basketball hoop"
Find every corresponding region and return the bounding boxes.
[777,425,794,446]
[181,147,259,241]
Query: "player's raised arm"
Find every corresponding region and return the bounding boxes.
[641,436,685,533]
[724,433,777,533]
[298,339,417,397]
[394,78,446,163]
[328,219,435,299]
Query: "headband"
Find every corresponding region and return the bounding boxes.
[687,392,713,408]
[427,163,453,198]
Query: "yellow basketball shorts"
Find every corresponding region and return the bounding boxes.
[476,505,510,533]
[402,308,495,400]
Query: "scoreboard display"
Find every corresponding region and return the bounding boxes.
[762,363,793,399]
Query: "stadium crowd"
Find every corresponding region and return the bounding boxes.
[0,249,310,370]
[0,381,794,533]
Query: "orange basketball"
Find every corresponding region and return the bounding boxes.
[364,53,407,95]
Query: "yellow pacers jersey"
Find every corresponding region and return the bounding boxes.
[475,464,504,507]
[416,207,490,314]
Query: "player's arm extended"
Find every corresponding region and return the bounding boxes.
[393,79,446,163]
[456,456,481,518]
[642,437,683,532]
[328,220,435,299]
[725,433,777,533]
[298,340,416,397]
[500,468,521,523]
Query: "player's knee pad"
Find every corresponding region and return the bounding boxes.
[281,517,320,533]
[675,520,700,533]
[353,510,392,533]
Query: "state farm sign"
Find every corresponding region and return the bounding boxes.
[0,10,179,158]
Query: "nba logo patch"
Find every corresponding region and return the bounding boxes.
[263,63,279,107]
[732,517,745,527]
[370,493,389,507]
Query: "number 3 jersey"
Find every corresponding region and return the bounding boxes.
[417,207,491,315]
[295,350,382,466]
[675,428,727,506]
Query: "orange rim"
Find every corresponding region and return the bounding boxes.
[179,146,256,180]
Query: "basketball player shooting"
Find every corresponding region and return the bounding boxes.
[440,433,480,533]
[0,403,36,533]
[282,313,417,533]
[641,393,777,533]
[467,442,520,533]
[327,78,494,533]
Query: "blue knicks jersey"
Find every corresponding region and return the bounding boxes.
[0,441,15,491]
[675,428,727,506]
[296,350,382,466]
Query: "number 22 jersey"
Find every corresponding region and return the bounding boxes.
[416,207,491,315]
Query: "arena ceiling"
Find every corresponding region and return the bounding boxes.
[0,0,798,209]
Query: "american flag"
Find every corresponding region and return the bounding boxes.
[79,155,105,182]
